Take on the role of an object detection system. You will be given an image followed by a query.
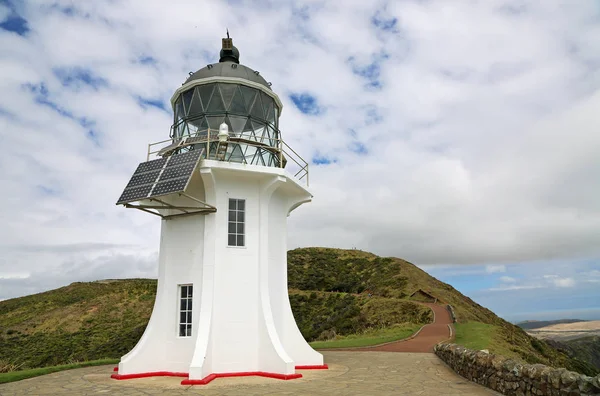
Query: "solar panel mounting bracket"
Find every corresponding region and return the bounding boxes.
[123,195,216,219]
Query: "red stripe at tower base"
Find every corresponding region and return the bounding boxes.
[181,371,302,385]
[111,371,188,380]
[111,363,328,385]
[295,364,329,370]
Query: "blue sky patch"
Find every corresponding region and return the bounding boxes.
[53,67,108,90]
[347,51,389,90]
[87,129,101,146]
[371,8,399,33]
[363,105,383,125]
[45,3,92,19]
[312,155,335,165]
[23,82,72,119]
[289,92,323,115]
[426,270,497,293]
[136,96,168,112]
[55,5,75,16]
[23,82,97,131]
[0,9,29,36]
[289,4,320,45]
[137,55,157,65]
[36,185,59,196]
[349,141,368,155]
[0,106,14,119]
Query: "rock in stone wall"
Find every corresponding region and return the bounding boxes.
[434,343,600,396]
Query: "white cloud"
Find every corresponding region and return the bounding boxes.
[486,265,507,274]
[0,0,600,300]
[499,276,516,283]
[488,284,543,292]
[0,273,30,280]
[552,277,576,288]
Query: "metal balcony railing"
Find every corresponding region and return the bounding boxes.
[147,128,309,186]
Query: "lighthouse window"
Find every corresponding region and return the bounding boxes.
[228,198,245,247]
[178,284,193,337]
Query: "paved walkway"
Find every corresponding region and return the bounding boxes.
[0,352,499,396]
[362,303,453,353]
[321,303,453,353]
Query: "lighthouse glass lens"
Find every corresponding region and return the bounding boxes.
[173,82,281,165]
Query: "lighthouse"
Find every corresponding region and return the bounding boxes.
[113,34,325,385]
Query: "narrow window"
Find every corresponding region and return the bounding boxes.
[228,198,245,247]
[179,284,193,337]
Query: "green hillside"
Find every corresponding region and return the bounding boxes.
[0,278,431,370]
[287,247,598,376]
[0,247,597,377]
[547,336,600,370]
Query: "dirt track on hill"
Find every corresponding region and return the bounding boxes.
[340,303,453,353]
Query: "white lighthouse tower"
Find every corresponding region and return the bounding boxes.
[113,34,325,385]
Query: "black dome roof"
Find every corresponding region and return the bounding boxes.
[184,36,270,89]
[184,61,270,89]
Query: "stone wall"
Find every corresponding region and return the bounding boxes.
[434,343,600,395]
[447,304,456,323]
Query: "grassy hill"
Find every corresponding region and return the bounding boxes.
[546,336,600,370]
[288,248,598,376]
[0,277,431,370]
[0,247,597,377]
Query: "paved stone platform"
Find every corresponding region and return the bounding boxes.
[0,352,500,395]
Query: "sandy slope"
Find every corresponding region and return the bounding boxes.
[527,320,600,341]
[540,321,600,331]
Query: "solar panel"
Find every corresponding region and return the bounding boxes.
[135,157,167,173]
[166,149,202,166]
[116,148,204,205]
[125,169,162,189]
[151,178,189,196]
[117,184,153,204]
[160,162,197,181]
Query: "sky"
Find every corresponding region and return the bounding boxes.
[0,0,599,323]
